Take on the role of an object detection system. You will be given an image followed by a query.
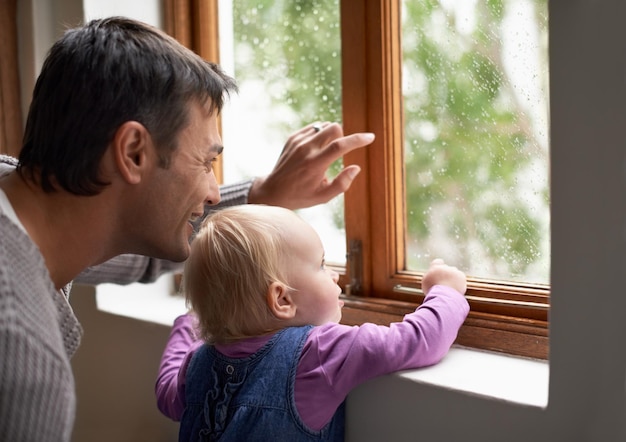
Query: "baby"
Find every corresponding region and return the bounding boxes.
[156,204,469,441]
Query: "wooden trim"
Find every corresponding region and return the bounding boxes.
[163,0,193,48]
[163,0,224,183]
[191,0,220,63]
[340,294,549,360]
[391,275,549,321]
[341,0,373,293]
[165,0,220,60]
[0,0,23,157]
[341,0,404,297]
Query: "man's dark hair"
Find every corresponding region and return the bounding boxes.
[18,16,237,195]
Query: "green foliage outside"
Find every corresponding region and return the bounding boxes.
[231,0,550,284]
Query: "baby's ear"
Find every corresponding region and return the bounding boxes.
[266,282,296,320]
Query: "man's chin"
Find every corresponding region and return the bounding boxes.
[159,243,190,263]
[174,247,191,263]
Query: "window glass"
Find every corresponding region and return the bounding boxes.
[401,0,550,284]
[219,0,345,263]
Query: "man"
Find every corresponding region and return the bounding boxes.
[0,17,374,441]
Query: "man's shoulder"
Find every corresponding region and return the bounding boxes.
[0,216,73,352]
[0,216,49,290]
[0,214,34,249]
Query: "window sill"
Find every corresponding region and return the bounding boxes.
[346,345,549,441]
[94,273,187,326]
[397,345,548,408]
[94,281,549,360]
[94,279,549,409]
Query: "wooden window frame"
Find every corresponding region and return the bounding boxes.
[338,0,548,360]
[165,0,549,360]
[0,0,23,157]
[164,0,225,183]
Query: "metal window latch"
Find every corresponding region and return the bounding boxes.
[345,239,362,296]
[393,284,549,310]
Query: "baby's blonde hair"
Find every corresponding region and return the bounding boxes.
[183,205,293,344]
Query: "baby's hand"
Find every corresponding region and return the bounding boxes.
[421,259,467,296]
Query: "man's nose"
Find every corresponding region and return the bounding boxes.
[205,171,221,206]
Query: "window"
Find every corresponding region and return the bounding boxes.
[165,0,549,360]
[401,1,549,285]
[219,0,347,264]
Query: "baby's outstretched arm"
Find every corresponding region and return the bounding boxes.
[421,258,467,296]
[294,259,469,429]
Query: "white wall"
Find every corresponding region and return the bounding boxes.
[82,0,161,27]
[16,0,83,125]
[17,1,626,441]
[70,286,179,441]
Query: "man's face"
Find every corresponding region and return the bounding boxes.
[137,101,223,262]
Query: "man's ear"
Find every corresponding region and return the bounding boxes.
[266,282,296,320]
[112,121,151,185]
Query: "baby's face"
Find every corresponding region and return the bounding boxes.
[279,212,344,326]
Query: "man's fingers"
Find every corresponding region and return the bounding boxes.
[318,132,375,164]
[279,121,336,157]
[316,165,362,202]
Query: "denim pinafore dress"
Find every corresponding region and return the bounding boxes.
[179,325,345,441]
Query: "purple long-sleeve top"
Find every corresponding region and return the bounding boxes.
[155,285,469,431]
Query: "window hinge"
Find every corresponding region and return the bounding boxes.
[345,239,362,296]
